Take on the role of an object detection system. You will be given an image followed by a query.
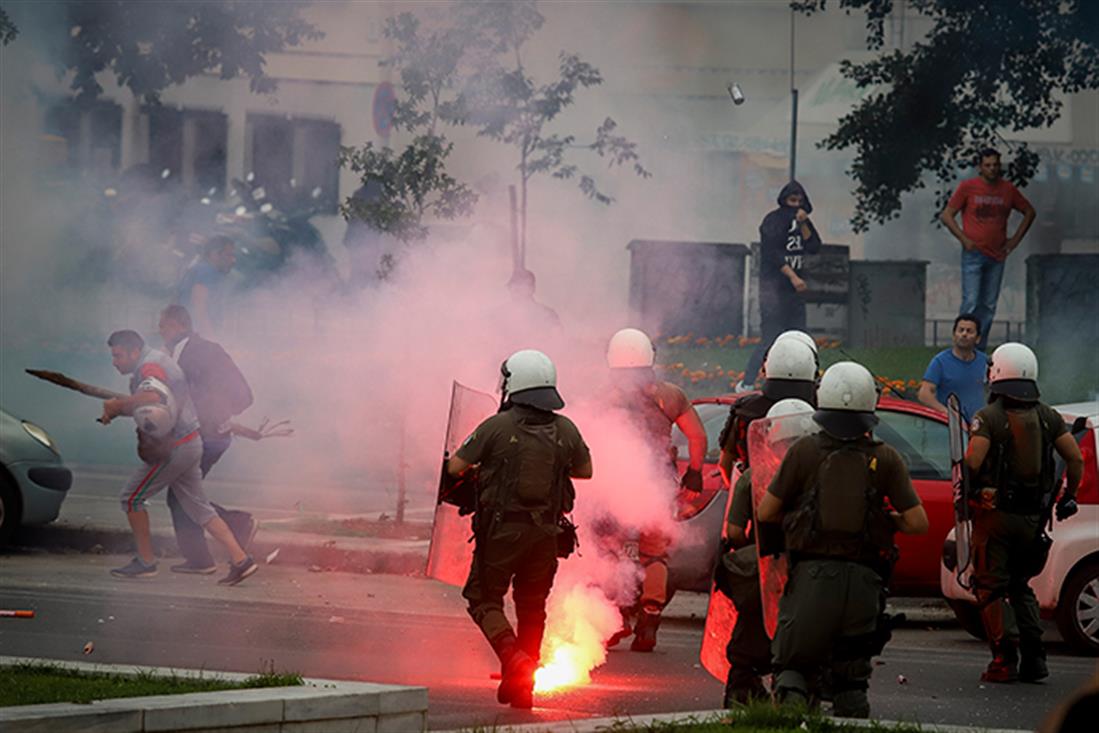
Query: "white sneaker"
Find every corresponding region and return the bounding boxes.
[733,380,755,394]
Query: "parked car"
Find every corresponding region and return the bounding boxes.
[0,408,73,545]
[667,393,958,597]
[940,402,1099,655]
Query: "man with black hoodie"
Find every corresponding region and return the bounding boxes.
[741,181,822,390]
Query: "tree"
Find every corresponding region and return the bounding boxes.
[0,7,17,46]
[338,11,479,260]
[454,0,650,262]
[2,1,320,104]
[794,0,1099,232]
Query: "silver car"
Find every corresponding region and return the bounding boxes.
[0,407,73,545]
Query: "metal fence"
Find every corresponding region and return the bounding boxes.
[925,319,1025,348]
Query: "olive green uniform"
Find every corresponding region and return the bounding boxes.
[717,469,771,701]
[766,433,919,717]
[457,405,590,666]
[969,399,1066,675]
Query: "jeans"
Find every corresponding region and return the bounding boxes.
[167,432,253,566]
[960,249,1006,351]
[744,284,807,385]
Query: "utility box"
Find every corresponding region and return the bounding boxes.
[847,260,928,348]
[627,240,750,337]
[1026,254,1099,404]
[748,243,849,341]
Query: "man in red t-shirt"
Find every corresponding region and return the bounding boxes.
[941,148,1035,350]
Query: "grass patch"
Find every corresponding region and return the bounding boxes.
[463,702,925,732]
[0,662,303,707]
[275,516,433,540]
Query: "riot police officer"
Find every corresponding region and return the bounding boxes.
[757,362,929,717]
[718,332,818,486]
[446,350,593,709]
[605,327,707,652]
[965,343,1083,683]
[716,398,816,706]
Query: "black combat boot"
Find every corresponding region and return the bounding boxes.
[1019,638,1049,683]
[981,639,1019,683]
[605,608,633,649]
[490,631,537,708]
[630,608,661,652]
[723,668,768,708]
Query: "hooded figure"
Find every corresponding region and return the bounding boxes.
[740,181,822,389]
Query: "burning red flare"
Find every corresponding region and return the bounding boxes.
[533,584,620,693]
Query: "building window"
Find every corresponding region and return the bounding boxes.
[43,100,122,174]
[146,107,228,195]
[247,113,341,214]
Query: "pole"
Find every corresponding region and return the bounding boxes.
[788,6,798,181]
[508,185,520,273]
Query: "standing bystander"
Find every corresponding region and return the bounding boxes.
[740,182,822,390]
[918,313,988,424]
[940,149,1036,351]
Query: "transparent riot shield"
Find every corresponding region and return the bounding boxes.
[425,381,497,587]
[699,471,739,682]
[947,392,973,589]
[749,416,791,639]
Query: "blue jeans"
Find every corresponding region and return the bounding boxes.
[960,249,1005,351]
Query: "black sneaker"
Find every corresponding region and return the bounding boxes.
[218,556,258,586]
[170,561,217,575]
[111,557,158,578]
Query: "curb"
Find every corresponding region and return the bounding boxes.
[431,708,1033,733]
[12,522,429,577]
[0,656,428,733]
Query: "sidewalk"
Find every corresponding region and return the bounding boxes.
[10,467,957,626]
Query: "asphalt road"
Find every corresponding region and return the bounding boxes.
[1,554,1094,731]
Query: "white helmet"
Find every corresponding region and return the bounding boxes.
[500,349,564,411]
[607,328,655,369]
[774,330,818,356]
[766,398,818,444]
[133,377,178,439]
[988,342,1040,401]
[764,339,817,382]
[814,361,879,439]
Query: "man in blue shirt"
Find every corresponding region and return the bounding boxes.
[177,235,236,336]
[918,313,988,423]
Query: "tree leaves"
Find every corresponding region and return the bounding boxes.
[796,0,1098,232]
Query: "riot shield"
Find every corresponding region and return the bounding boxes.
[425,381,497,587]
[749,417,790,639]
[947,392,973,589]
[699,473,739,682]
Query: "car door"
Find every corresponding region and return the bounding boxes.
[874,407,954,596]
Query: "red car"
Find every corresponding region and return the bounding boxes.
[668,394,957,597]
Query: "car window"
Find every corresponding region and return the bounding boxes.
[875,409,951,481]
[671,402,727,463]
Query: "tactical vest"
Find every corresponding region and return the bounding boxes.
[476,408,576,517]
[782,434,896,571]
[975,399,1056,515]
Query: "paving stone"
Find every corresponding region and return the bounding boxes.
[283,688,379,721]
[124,691,283,732]
[0,704,141,733]
[375,686,429,715]
[281,718,378,733]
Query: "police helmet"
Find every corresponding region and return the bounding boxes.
[764,339,817,382]
[813,361,879,440]
[500,349,564,411]
[987,342,1040,402]
[607,328,655,369]
[766,398,818,445]
[132,377,178,439]
[774,329,818,356]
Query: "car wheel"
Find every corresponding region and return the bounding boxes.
[1056,560,1099,656]
[0,474,21,546]
[946,599,987,641]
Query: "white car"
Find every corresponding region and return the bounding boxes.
[940,402,1099,655]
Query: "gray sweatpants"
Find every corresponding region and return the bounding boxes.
[119,435,215,526]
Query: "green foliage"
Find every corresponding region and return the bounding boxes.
[11,1,320,104]
[0,661,302,707]
[0,7,17,45]
[794,0,1099,232]
[339,135,477,244]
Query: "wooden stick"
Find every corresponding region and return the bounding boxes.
[26,369,125,400]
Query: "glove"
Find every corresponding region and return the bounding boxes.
[680,467,703,493]
[1055,497,1078,521]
